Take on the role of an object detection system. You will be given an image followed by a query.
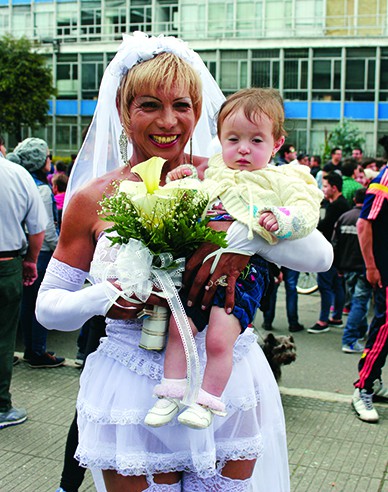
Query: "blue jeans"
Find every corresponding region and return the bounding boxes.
[20,250,53,355]
[342,272,372,346]
[317,265,345,323]
[263,267,300,326]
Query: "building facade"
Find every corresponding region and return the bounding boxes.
[1,0,388,156]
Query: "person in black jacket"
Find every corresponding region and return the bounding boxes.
[331,188,373,352]
[308,172,350,333]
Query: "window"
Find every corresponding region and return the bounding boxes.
[0,8,9,35]
[154,1,178,34]
[220,51,248,93]
[34,5,55,40]
[56,54,78,98]
[283,56,308,100]
[105,0,127,38]
[57,3,78,40]
[129,1,152,33]
[345,54,376,101]
[252,60,279,89]
[12,6,32,38]
[81,2,101,40]
[82,54,104,99]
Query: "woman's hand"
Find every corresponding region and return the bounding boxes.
[183,243,250,313]
[106,283,169,320]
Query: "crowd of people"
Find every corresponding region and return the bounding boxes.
[0,30,386,492]
[262,141,388,424]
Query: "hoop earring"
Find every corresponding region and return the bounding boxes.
[119,128,128,165]
[189,137,193,164]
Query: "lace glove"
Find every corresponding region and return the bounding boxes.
[227,221,333,273]
[36,257,119,331]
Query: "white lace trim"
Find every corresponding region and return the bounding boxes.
[76,436,263,479]
[98,337,164,380]
[47,257,88,286]
[183,471,252,491]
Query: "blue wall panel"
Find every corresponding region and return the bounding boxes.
[344,102,374,120]
[378,103,388,120]
[49,99,388,122]
[284,101,307,119]
[311,102,341,120]
[56,100,78,115]
[81,100,97,116]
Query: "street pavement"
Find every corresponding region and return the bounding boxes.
[1,286,387,492]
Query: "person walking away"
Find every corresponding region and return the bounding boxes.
[0,155,47,428]
[331,188,373,353]
[352,165,388,423]
[13,138,65,368]
[308,172,350,333]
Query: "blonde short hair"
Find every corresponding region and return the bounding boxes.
[217,88,286,141]
[117,52,203,131]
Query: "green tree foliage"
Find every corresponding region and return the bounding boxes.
[322,119,366,162]
[0,34,56,142]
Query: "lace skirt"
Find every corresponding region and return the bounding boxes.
[76,326,289,491]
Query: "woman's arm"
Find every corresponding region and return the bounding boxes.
[36,183,167,331]
[183,222,333,312]
[226,221,333,272]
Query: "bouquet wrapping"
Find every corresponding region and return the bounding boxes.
[100,157,226,405]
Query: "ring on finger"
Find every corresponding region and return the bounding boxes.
[207,280,214,288]
[214,275,228,287]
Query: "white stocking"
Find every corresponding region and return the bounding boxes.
[182,472,251,492]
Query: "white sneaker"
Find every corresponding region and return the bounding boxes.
[373,379,388,401]
[352,388,379,423]
[178,403,214,429]
[144,397,183,427]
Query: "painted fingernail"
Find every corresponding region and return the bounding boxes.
[201,305,206,310]
[226,308,232,314]
[187,300,192,307]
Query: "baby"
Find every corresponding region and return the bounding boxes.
[145,88,323,429]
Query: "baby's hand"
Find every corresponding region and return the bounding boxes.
[166,165,195,182]
[259,211,279,232]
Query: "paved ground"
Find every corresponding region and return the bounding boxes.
[2,287,388,492]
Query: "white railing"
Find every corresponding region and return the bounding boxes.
[2,14,387,46]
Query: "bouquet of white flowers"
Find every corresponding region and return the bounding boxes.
[99,157,227,404]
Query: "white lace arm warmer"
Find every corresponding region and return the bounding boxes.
[226,221,333,273]
[36,257,119,331]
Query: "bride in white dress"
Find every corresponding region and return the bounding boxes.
[36,32,332,492]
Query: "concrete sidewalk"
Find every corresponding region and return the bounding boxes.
[2,287,388,491]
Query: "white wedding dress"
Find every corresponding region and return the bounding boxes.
[75,233,290,491]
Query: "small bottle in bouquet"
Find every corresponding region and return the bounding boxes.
[138,306,169,351]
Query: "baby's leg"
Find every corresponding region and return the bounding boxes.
[144,316,198,427]
[202,306,241,397]
[164,316,198,379]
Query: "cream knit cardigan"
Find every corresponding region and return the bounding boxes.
[203,153,323,245]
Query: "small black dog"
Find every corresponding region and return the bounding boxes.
[260,333,297,382]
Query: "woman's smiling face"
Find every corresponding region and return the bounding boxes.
[128,85,197,170]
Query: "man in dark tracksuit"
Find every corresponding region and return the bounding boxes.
[352,166,388,423]
[331,188,373,353]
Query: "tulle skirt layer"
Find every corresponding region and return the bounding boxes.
[76,324,289,490]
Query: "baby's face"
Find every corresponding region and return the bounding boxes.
[220,108,284,172]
